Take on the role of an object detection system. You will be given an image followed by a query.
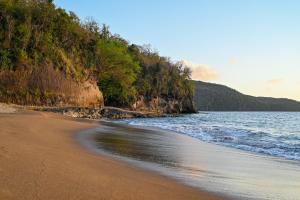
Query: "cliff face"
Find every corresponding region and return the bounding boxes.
[0,65,104,107]
[132,95,196,114]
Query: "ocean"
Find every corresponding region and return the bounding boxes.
[119,112,300,162]
[83,112,300,199]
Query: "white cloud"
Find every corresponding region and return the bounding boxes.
[266,78,284,86]
[179,60,218,81]
[264,78,285,93]
[229,57,239,65]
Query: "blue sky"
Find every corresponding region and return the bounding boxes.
[54,0,300,100]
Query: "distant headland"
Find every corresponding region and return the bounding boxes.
[193,80,300,111]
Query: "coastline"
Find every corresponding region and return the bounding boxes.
[0,110,223,200]
[83,120,300,200]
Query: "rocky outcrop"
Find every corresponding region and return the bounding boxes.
[102,107,169,119]
[132,95,196,114]
[0,103,17,114]
[36,107,102,119]
[35,106,171,119]
[0,64,104,107]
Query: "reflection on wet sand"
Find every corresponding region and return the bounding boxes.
[92,121,300,200]
[95,122,212,176]
[96,123,185,168]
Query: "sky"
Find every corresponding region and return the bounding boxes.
[54,0,300,101]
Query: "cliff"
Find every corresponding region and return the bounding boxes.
[132,95,196,114]
[0,0,194,113]
[0,64,104,107]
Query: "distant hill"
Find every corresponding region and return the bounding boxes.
[193,81,300,111]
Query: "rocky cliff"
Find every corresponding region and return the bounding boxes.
[132,95,196,114]
[0,64,103,108]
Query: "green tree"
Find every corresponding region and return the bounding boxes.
[0,0,195,112]
[96,38,139,106]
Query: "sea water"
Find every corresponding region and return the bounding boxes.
[86,113,300,199]
[119,112,300,162]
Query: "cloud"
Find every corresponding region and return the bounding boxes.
[264,78,284,92]
[179,60,218,81]
[229,57,238,65]
[266,78,284,86]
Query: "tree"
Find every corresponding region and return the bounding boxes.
[0,0,195,111]
[96,39,139,106]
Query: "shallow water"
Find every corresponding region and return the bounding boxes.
[119,112,300,161]
[88,121,300,200]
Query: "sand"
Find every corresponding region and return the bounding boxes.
[88,121,300,200]
[0,111,223,200]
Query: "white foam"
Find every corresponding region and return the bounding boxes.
[118,112,300,161]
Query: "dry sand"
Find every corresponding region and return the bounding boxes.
[0,111,223,200]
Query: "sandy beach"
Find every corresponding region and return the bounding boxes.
[0,110,222,200]
[79,120,300,200]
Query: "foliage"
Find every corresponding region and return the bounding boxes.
[193,81,300,111]
[0,0,194,108]
[96,39,139,106]
[129,45,194,102]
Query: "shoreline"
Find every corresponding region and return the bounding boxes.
[33,106,179,119]
[0,110,223,200]
[116,119,300,164]
[84,120,300,200]
[76,123,235,199]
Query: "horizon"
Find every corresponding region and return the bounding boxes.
[54,0,300,101]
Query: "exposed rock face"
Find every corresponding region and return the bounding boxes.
[0,65,104,107]
[132,95,196,114]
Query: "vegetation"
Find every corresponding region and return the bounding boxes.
[193,81,300,111]
[0,0,194,109]
[129,45,194,104]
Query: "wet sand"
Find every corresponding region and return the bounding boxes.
[0,111,222,200]
[79,121,300,200]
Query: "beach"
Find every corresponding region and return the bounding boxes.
[1,1,299,200]
[0,110,222,200]
[78,120,300,200]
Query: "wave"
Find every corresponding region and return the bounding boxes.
[118,112,300,161]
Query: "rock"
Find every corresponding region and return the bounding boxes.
[0,103,17,114]
[34,106,171,120]
[131,95,196,114]
[36,107,102,119]
[0,64,104,108]
[102,107,167,119]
